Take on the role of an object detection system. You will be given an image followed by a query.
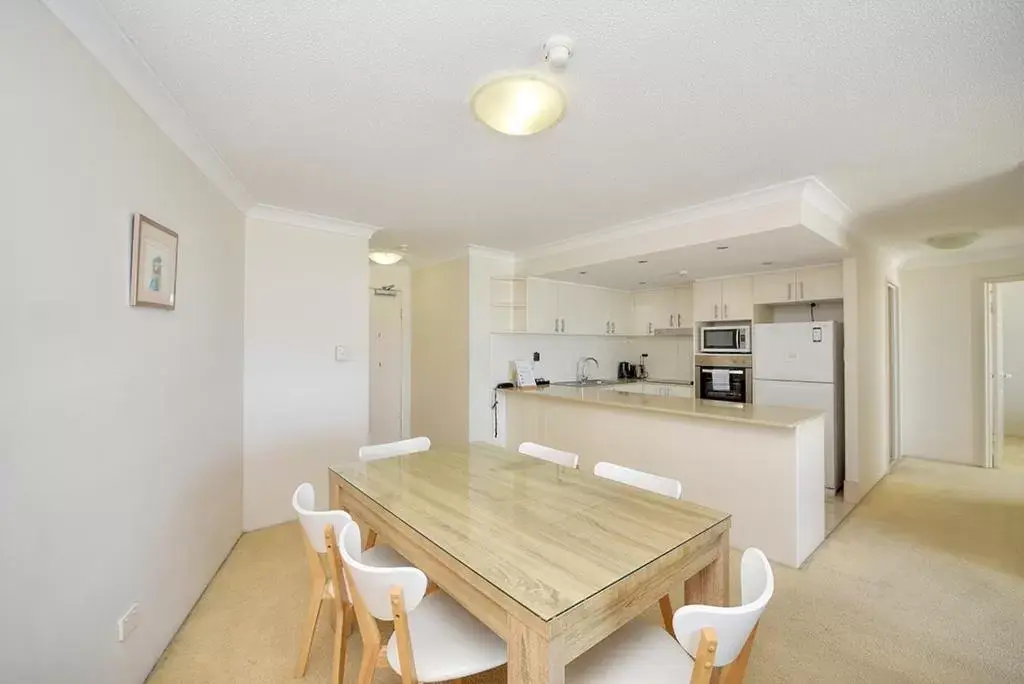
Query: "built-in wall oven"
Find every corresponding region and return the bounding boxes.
[696,354,753,404]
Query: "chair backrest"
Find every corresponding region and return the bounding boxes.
[291,483,353,553]
[593,461,683,499]
[672,548,774,666]
[358,436,431,462]
[518,442,580,468]
[337,521,428,621]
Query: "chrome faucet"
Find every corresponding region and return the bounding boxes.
[576,356,599,383]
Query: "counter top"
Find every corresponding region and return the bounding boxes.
[503,384,822,428]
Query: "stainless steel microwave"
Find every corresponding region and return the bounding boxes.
[699,325,751,354]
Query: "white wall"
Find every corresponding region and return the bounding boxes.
[371,264,412,438]
[769,301,844,323]
[243,218,369,530]
[902,258,1024,465]
[411,258,469,447]
[1001,281,1024,436]
[468,250,516,442]
[0,2,244,681]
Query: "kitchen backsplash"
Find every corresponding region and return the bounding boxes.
[490,334,693,386]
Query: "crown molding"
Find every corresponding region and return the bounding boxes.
[517,177,830,261]
[41,0,253,211]
[466,245,516,261]
[801,178,853,226]
[247,204,379,239]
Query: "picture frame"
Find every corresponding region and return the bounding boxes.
[129,213,178,310]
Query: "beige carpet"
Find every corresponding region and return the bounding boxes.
[148,458,1024,683]
[1003,436,1024,470]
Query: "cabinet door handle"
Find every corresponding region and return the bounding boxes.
[800,282,805,299]
[669,314,675,327]
[724,303,729,319]
[555,318,559,332]
[714,304,719,319]
[677,312,682,327]
[648,322,653,334]
[787,282,792,301]
[605,321,609,334]
[611,321,616,333]
[560,318,565,333]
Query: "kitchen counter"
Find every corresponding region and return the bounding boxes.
[504,384,821,428]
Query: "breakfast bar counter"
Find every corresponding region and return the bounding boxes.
[501,386,825,567]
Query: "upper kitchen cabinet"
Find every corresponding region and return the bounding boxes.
[752,264,843,304]
[633,289,671,335]
[693,276,754,322]
[797,264,843,301]
[526,278,561,333]
[672,286,693,328]
[606,289,633,335]
[560,283,607,335]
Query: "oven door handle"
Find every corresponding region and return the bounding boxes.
[700,369,746,374]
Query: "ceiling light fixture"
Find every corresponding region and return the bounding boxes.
[578,271,588,275]
[470,36,572,136]
[368,251,403,265]
[716,246,729,251]
[638,259,649,264]
[925,232,979,250]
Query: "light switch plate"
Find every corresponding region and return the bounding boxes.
[334,345,347,362]
[118,603,139,642]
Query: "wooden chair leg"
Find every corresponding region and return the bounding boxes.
[689,627,718,684]
[330,603,354,684]
[720,622,758,684]
[659,595,675,636]
[327,597,337,631]
[294,586,323,677]
[364,528,378,550]
[356,632,381,684]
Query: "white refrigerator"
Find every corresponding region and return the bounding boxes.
[753,321,844,491]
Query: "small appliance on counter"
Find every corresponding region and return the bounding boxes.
[617,362,637,379]
[695,354,752,403]
[638,354,649,380]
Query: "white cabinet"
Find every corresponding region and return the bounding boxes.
[753,271,797,304]
[752,264,843,305]
[693,277,753,322]
[526,279,561,333]
[798,264,843,301]
[721,276,753,320]
[559,283,604,335]
[671,287,693,329]
[606,290,633,335]
[632,287,692,334]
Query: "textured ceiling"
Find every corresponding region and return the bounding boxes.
[95,0,1024,260]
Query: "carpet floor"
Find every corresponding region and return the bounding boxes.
[148,457,1024,683]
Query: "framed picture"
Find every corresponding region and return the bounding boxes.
[130,214,178,309]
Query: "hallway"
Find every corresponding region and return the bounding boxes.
[148,457,1024,683]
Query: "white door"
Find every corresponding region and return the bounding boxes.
[753,322,836,383]
[721,276,754,321]
[692,280,722,322]
[753,270,797,304]
[755,379,839,489]
[370,291,404,443]
[527,278,561,333]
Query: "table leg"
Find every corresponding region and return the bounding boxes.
[684,529,731,607]
[507,617,564,684]
[329,477,342,510]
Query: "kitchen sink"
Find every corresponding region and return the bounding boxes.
[551,379,629,388]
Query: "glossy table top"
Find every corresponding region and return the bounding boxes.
[330,443,729,621]
[504,384,822,427]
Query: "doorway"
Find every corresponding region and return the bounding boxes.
[986,279,1024,469]
[886,282,902,465]
[370,286,404,444]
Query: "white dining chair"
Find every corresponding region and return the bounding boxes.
[358,436,431,462]
[593,461,683,499]
[328,521,508,684]
[290,483,407,681]
[567,548,774,684]
[519,441,580,468]
[593,461,683,634]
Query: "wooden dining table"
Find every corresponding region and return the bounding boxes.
[329,442,731,684]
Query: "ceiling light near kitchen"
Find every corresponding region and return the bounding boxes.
[925,232,979,250]
[471,74,566,136]
[368,251,403,265]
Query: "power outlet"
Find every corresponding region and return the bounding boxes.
[117,603,140,642]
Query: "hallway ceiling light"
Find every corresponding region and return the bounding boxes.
[368,251,403,265]
[925,232,979,250]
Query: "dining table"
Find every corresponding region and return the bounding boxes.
[329,442,732,684]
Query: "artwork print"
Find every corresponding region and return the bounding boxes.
[130,214,178,309]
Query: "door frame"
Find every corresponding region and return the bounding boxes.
[885,281,902,465]
[983,275,1024,468]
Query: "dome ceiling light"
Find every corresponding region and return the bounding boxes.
[925,232,979,250]
[369,244,408,265]
[471,35,573,136]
